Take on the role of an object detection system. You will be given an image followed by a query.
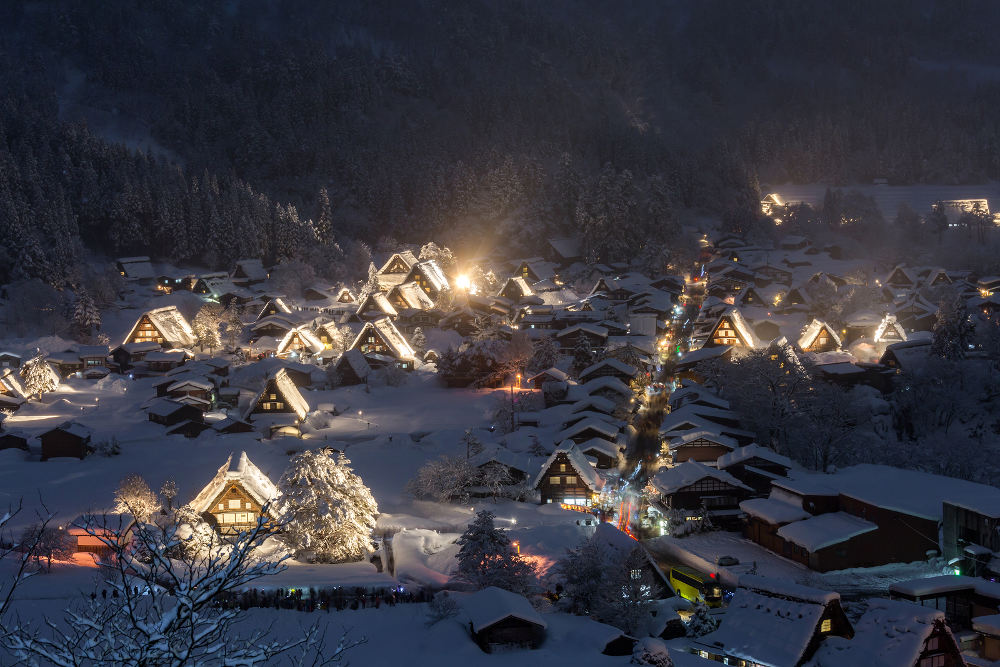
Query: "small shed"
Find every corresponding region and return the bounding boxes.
[40,422,92,460]
[461,587,547,653]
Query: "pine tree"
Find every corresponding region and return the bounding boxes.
[359,262,380,300]
[411,327,427,355]
[455,510,536,594]
[572,332,594,376]
[223,305,245,351]
[931,295,974,360]
[72,288,101,340]
[528,335,560,374]
[315,187,334,245]
[21,351,57,399]
[278,449,378,563]
[192,303,223,352]
[686,601,719,637]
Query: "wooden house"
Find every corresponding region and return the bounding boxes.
[275,327,324,359]
[387,281,435,311]
[376,251,419,289]
[555,323,609,352]
[251,314,299,340]
[116,256,155,284]
[210,417,255,435]
[650,461,752,525]
[40,422,92,460]
[189,452,279,535]
[0,352,21,369]
[244,368,310,422]
[783,285,812,307]
[514,259,556,283]
[147,398,204,427]
[496,277,537,305]
[332,350,372,386]
[404,259,450,300]
[468,447,535,495]
[667,430,738,466]
[533,444,605,506]
[303,284,334,301]
[812,598,963,667]
[579,358,637,385]
[942,500,1000,573]
[574,437,623,470]
[348,318,416,369]
[894,296,939,333]
[975,614,1000,661]
[355,292,399,321]
[461,587,547,653]
[46,350,84,377]
[557,417,620,445]
[258,297,292,320]
[527,367,569,389]
[334,287,355,303]
[545,237,582,264]
[0,367,27,401]
[891,576,1000,632]
[122,306,197,349]
[797,319,842,353]
[886,265,918,289]
[693,576,853,667]
[231,259,268,285]
[717,444,792,495]
[0,431,28,451]
[879,339,931,373]
[873,313,908,344]
[703,308,756,348]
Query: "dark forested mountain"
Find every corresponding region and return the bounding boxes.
[3,0,1000,285]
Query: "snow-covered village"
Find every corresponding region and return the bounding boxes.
[4,3,1000,666]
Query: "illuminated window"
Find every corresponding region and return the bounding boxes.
[565,476,577,485]
[630,569,642,580]
[550,477,561,485]
[228,499,241,509]
[560,464,567,472]
[820,619,832,633]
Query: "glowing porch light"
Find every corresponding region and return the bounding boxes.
[455,274,473,292]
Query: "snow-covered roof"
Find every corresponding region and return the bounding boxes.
[813,598,947,667]
[189,452,280,513]
[555,323,609,340]
[556,417,620,442]
[651,461,752,496]
[569,396,616,415]
[697,576,839,667]
[126,306,197,348]
[872,313,908,343]
[335,349,371,380]
[469,446,536,474]
[675,345,732,368]
[579,357,637,380]
[412,259,450,293]
[532,443,606,492]
[797,318,842,350]
[357,292,398,318]
[890,575,1000,600]
[777,511,878,552]
[0,368,27,399]
[709,307,757,348]
[390,281,435,310]
[579,375,631,398]
[499,276,534,298]
[718,444,793,470]
[245,368,310,421]
[232,259,268,282]
[668,430,739,450]
[460,586,546,633]
[117,256,155,280]
[276,327,325,356]
[547,237,581,260]
[668,383,730,410]
[574,437,623,459]
[739,497,811,525]
[45,421,91,440]
[973,613,1000,636]
[166,378,213,392]
[146,397,194,418]
[378,250,419,275]
[528,367,569,384]
[352,318,416,360]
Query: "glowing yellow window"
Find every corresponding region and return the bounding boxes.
[821,619,832,633]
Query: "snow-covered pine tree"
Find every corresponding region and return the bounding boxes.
[21,351,57,399]
[223,305,245,351]
[454,510,535,595]
[686,601,719,637]
[72,288,101,340]
[315,187,334,246]
[555,536,614,614]
[192,303,223,352]
[528,335,560,374]
[931,294,974,360]
[631,638,675,666]
[359,262,380,300]
[572,331,594,375]
[411,327,427,355]
[278,449,378,563]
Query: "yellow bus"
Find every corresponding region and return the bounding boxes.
[669,566,723,607]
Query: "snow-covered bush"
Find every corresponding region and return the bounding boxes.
[277,449,378,563]
[407,455,479,503]
[631,638,674,666]
[425,591,459,626]
[686,601,719,637]
[94,436,121,457]
[112,473,159,522]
